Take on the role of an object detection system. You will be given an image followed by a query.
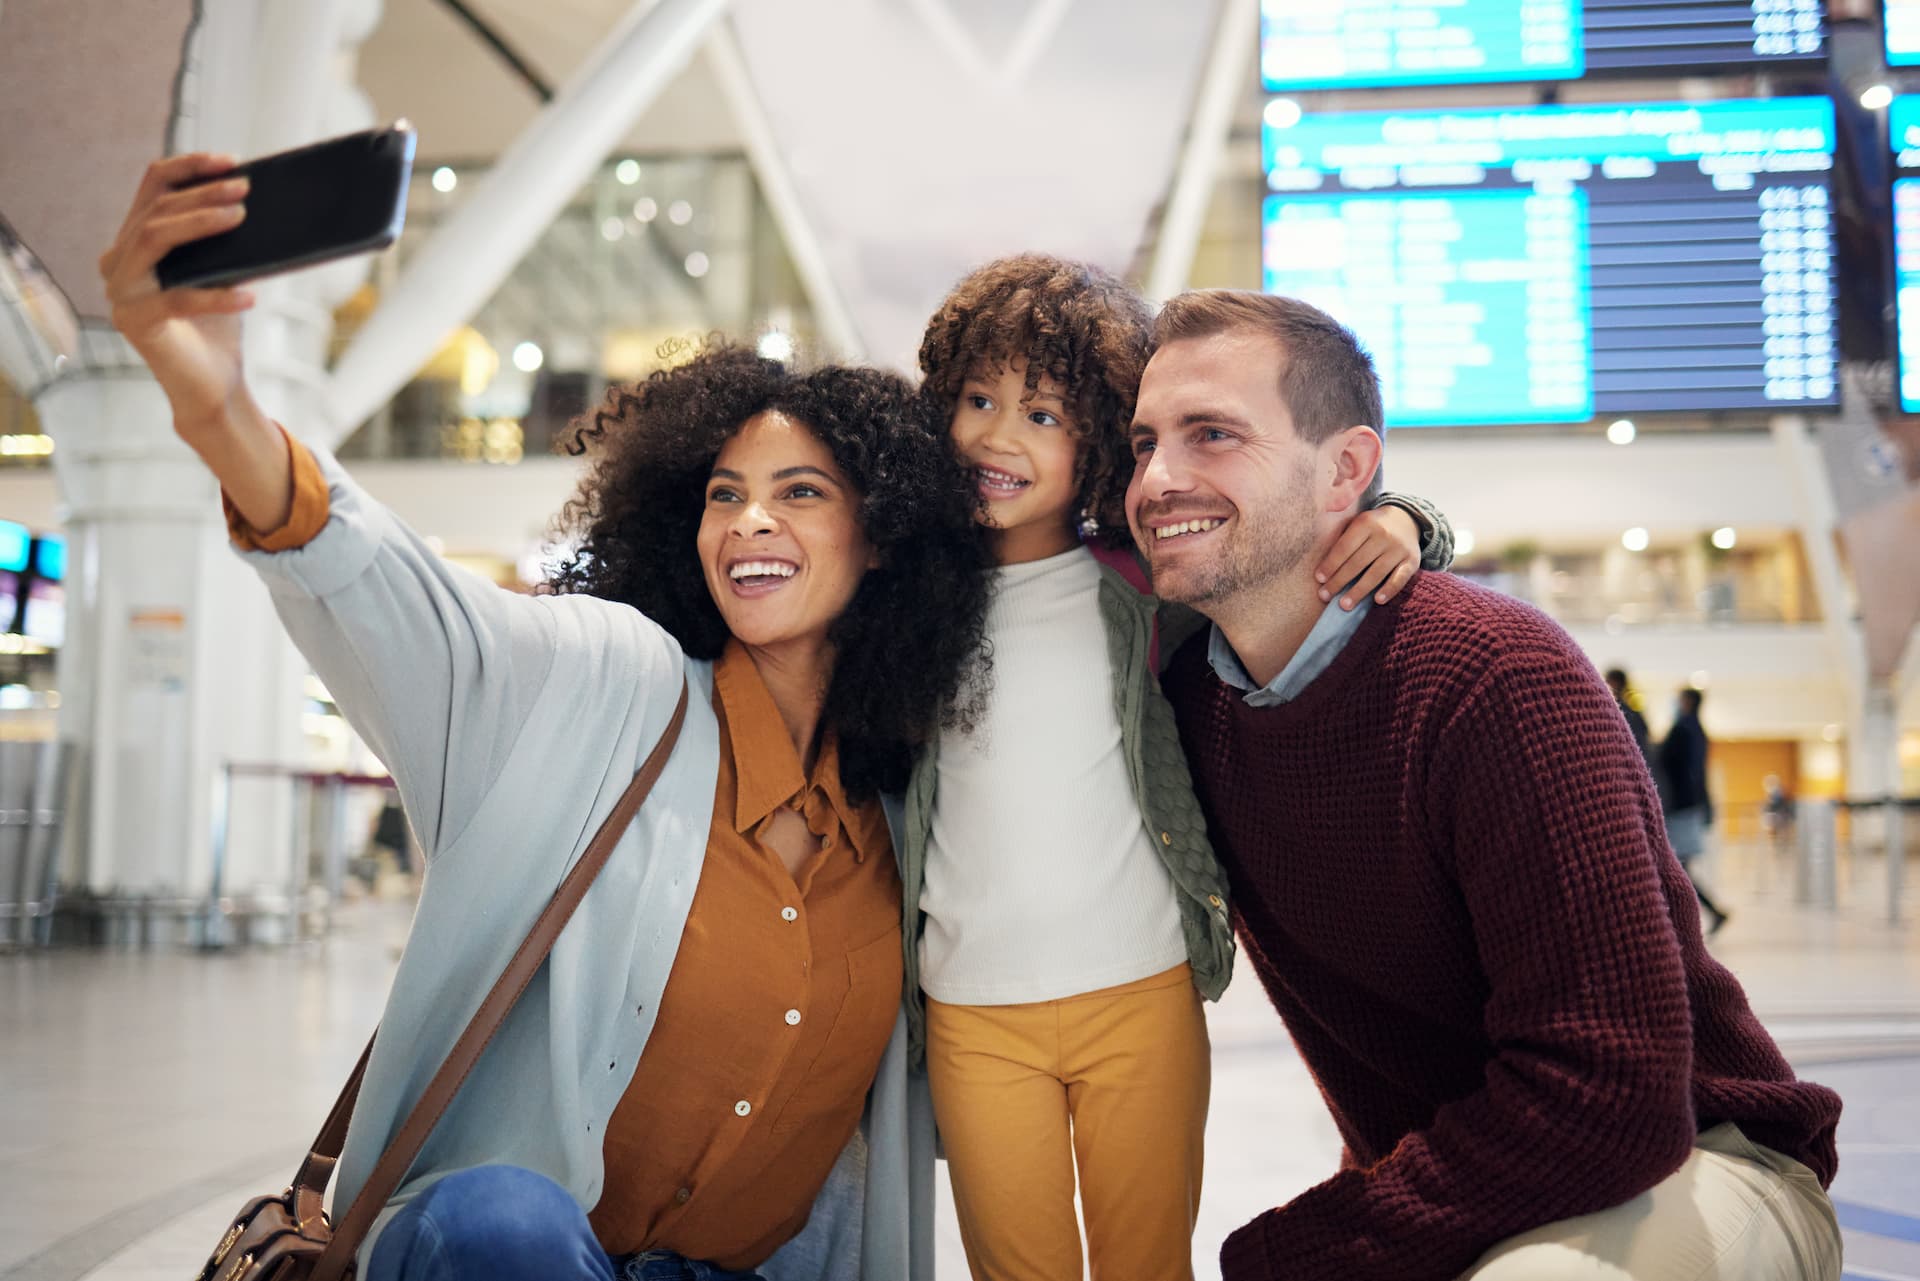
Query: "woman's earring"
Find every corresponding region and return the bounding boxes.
[1078,509,1100,540]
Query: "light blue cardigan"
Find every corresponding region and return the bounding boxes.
[237,447,937,1279]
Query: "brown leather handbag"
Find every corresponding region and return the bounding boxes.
[193,683,690,1281]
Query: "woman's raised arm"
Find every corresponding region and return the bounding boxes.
[98,152,292,528]
[99,155,683,861]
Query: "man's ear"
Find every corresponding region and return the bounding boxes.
[1323,425,1383,512]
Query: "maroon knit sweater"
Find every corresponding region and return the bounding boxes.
[1160,572,1841,1281]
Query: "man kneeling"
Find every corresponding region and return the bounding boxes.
[1128,290,1843,1281]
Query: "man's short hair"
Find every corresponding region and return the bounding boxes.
[1604,668,1629,689]
[1150,290,1385,504]
[1680,688,1704,713]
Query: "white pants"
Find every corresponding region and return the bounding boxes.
[1462,1124,1841,1281]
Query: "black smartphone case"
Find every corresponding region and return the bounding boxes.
[156,123,416,290]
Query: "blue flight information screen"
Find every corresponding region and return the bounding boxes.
[1890,0,1920,67]
[1261,0,1825,90]
[1891,99,1920,412]
[1262,98,1838,427]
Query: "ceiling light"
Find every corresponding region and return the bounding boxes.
[512,342,543,373]
[1263,98,1303,129]
[1606,419,1636,445]
[1621,527,1650,552]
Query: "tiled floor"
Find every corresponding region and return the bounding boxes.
[2,839,1915,1281]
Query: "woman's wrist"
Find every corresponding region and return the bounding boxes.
[178,391,298,533]
[174,386,269,451]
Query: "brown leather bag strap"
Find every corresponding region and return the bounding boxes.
[287,1036,374,1230]
[307,680,691,1281]
[309,1038,374,1166]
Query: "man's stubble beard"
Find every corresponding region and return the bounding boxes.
[1149,456,1318,610]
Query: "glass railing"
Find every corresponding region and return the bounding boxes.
[332,152,818,462]
[0,378,52,469]
[1453,538,1823,627]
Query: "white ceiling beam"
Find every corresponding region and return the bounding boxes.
[702,20,863,361]
[323,0,732,442]
[1146,0,1256,302]
[0,226,77,397]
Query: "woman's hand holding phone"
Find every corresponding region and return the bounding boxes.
[100,153,256,428]
[100,153,293,532]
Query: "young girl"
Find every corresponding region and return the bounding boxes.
[898,256,1454,1281]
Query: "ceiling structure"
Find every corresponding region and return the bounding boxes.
[355,0,1229,367]
[356,0,745,163]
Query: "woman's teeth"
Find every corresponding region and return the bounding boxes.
[729,560,797,581]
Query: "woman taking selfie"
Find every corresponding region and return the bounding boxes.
[100,153,988,1281]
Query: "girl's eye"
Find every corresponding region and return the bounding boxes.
[1029,410,1060,428]
[967,393,993,411]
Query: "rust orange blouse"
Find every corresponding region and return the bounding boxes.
[589,641,902,1266]
[230,438,904,1270]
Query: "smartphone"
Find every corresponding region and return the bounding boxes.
[155,121,417,290]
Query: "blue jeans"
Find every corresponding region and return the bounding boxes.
[364,1165,766,1281]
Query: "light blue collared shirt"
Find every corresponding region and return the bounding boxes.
[1207,595,1373,707]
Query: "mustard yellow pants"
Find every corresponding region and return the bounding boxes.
[924,963,1211,1281]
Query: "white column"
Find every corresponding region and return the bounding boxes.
[40,338,222,908]
[1850,683,1902,800]
[1845,681,1904,922]
[1771,415,1866,706]
[32,0,382,941]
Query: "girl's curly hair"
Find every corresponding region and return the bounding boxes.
[547,343,992,799]
[917,254,1153,546]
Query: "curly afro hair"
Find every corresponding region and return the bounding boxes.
[917,254,1153,546]
[548,342,992,799]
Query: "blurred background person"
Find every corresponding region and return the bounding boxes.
[1761,774,1796,850]
[1605,667,1654,779]
[1660,687,1730,936]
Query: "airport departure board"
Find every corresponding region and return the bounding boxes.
[1892,99,1920,412]
[1261,98,1838,426]
[1260,0,1826,90]
[1890,0,1920,67]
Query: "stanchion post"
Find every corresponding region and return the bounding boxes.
[1796,798,1837,910]
[200,764,233,950]
[1887,797,1905,927]
[286,772,308,942]
[322,775,349,937]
